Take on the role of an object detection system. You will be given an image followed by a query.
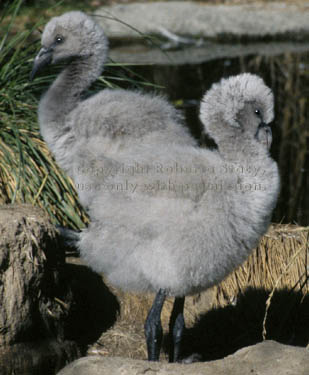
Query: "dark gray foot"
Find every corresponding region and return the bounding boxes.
[144,289,166,361]
[169,296,185,362]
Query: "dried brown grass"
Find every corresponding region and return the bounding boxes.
[213,224,309,308]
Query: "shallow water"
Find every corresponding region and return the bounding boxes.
[108,43,309,226]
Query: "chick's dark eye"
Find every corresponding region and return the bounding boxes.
[55,35,64,44]
[254,109,261,116]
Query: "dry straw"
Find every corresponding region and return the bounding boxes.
[213,224,309,339]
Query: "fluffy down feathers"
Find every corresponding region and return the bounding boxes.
[200,73,274,140]
[34,12,280,297]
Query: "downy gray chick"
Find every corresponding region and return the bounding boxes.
[31,11,279,363]
[77,73,279,361]
[31,11,196,210]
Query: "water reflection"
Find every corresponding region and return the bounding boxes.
[105,48,308,226]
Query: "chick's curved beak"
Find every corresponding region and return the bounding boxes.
[30,47,53,81]
[255,122,272,150]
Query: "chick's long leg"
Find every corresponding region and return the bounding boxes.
[169,296,185,362]
[144,289,167,361]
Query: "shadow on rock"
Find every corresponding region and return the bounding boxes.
[164,287,309,361]
[63,263,120,350]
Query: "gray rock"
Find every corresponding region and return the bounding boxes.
[109,40,309,66]
[95,2,309,41]
[56,340,309,375]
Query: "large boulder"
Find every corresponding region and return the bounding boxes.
[95,2,309,65]
[95,2,309,42]
[56,340,309,375]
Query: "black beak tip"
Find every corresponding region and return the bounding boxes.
[29,48,53,82]
[29,68,36,82]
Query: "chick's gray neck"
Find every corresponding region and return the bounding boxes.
[217,132,267,163]
[38,50,104,137]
